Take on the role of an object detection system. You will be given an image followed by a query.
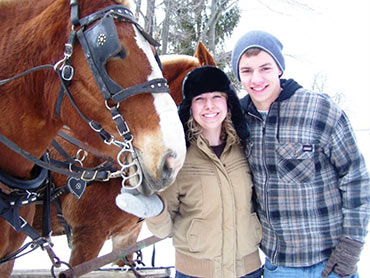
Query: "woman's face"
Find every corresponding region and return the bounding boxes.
[191,92,228,134]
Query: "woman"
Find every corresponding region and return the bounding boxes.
[146,66,262,278]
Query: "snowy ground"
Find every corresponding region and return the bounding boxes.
[12,223,176,276]
[13,221,370,277]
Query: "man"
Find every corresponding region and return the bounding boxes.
[231,30,370,278]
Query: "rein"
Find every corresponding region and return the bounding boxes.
[0,64,55,86]
[0,132,112,182]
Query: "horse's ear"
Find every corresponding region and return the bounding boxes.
[194,41,216,66]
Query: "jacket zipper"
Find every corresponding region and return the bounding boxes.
[249,109,279,263]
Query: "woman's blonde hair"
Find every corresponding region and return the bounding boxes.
[186,95,240,146]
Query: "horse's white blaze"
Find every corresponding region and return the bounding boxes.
[133,28,163,79]
[134,28,186,173]
[153,93,186,162]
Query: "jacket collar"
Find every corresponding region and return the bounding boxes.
[192,135,235,158]
[241,78,302,118]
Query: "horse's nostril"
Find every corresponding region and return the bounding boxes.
[166,153,176,169]
[161,152,175,179]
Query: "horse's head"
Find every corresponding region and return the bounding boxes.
[161,42,217,105]
[54,0,186,195]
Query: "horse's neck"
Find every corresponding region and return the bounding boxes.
[0,0,53,24]
[0,96,62,177]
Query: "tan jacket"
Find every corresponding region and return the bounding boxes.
[147,136,262,278]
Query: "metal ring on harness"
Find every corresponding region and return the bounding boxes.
[51,261,73,278]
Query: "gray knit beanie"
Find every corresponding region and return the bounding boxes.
[231,30,285,81]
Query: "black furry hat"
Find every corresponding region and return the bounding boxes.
[178,66,249,147]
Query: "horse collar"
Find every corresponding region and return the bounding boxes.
[0,154,48,191]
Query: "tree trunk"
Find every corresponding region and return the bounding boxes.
[145,0,156,36]
[161,0,173,54]
[134,0,142,20]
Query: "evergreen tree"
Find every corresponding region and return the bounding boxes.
[133,0,240,66]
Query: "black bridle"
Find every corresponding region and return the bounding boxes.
[55,1,170,189]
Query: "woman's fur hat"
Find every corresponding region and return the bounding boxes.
[178,66,249,147]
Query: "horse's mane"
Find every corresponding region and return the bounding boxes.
[161,55,198,65]
[0,0,50,20]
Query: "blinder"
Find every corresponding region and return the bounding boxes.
[77,15,124,100]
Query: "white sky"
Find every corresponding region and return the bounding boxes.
[14,0,370,275]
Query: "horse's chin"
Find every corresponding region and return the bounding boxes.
[136,175,175,196]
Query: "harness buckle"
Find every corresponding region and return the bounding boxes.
[89,121,103,132]
[68,159,82,172]
[54,57,67,71]
[101,171,111,182]
[103,136,115,145]
[64,43,74,59]
[104,136,127,149]
[75,149,88,163]
[80,170,98,182]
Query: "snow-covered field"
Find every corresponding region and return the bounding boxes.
[13,221,370,277]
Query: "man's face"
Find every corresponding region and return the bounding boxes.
[239,50,282,111]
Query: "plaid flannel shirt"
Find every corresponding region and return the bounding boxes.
[241,79,370,267]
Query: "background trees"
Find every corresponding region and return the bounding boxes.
[132,0,240,69]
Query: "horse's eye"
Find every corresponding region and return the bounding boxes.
[114,49,126,59]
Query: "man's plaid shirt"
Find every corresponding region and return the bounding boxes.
[241,79,370,267]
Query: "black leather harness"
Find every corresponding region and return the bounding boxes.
[0,0,167,270]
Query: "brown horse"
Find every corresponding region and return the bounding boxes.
[31,41,216,268]
[0,0,186,276]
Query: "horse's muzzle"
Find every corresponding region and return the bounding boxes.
[135,150,183,196]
